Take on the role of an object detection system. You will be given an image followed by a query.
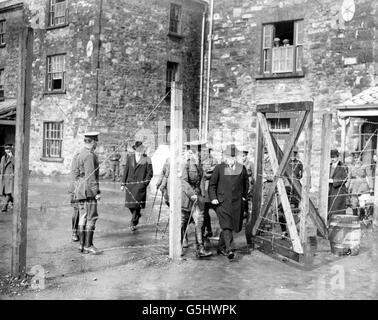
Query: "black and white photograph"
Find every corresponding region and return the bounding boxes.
[0,0,378,303]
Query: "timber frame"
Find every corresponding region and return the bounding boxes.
[245,101,328,265]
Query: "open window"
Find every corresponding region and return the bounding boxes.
[46,54,66,93]
[48,0,68,28]
[166,61,179,101]
[262,20,303,75]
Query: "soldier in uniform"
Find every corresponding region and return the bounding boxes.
[109,146,121,182]
[75,132,101,254]
[241,150,254,218]
[68,152,80,242]
[276,146,303,237]
[155,147,212,258]
[262,146,275,231]
[200,146,218,239]
[347,150,373,217]
[0,144,14,212]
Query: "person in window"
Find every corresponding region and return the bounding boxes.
[283,39,290,46]
[273,37,281,47]
[328,149,348,219]
[109,146,121,182]
[209,144,249,260]
[121,141,153,231]
[0,144,15,212]
[347,150,373,217]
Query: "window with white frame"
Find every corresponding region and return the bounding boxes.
[0,69,4,101]
[49,0,68,27]
[46,54,66,92]
[43,121,63,158]
[0,20,6,45]
[169,3,182,34]
[262,20,303,74]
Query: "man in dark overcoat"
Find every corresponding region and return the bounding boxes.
[121,141,153,231]
[209,144,249,260]
[328,149,348,219]
[0,144,15,212]
[75,132,101,254]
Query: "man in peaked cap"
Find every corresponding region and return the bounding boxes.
[0,144,15,212]
[209,144,249,260]
[74,131,101,254]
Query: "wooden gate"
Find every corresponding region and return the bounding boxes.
[245,102,328,264]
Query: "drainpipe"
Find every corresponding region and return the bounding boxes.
[95,0,103,118]
[204,0,213,142]
[199,10,206,140]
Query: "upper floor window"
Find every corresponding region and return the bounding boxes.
[49,0,68,28]
[43,121,63,158]
[0,20,6,46]
[166,61,179,100]
[169,3,182,34]
[262,20,303,75]
[0,69,4,101]
[46,54,66,92]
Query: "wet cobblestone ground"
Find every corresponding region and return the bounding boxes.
[1,176,378,299]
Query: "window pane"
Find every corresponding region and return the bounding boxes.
[296,45,303,71]
[295,20,304,45]
[263,24,273,48]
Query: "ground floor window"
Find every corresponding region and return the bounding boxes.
[43,121,63,158]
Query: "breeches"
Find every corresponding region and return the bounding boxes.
[78,198,98,228]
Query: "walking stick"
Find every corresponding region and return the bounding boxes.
[155,192,164,237]
[181,198,198,251]
[146,188,158,223]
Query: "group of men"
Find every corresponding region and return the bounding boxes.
[155,141,254,261]
[69,133,154,255]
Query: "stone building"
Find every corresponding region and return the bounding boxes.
[207,0,378,194]
[0,0,207,175]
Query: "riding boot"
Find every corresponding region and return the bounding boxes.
[83,226,100,255]
[78,226,86,253]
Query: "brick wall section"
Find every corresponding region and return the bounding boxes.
[3,0,205,175]
[209,0,377,198]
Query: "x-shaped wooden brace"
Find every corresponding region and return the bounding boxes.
[271,137,328,239]
[252,111,308,254]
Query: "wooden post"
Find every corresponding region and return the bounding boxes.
[169,82,183,260]
[318,113,332,226]
[300,105,313,245]
[246,117,263,244]
[374,137,378,228]
[12,27,33,277]
[340,118,346,162]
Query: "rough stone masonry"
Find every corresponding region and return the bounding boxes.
[208,0,378,199]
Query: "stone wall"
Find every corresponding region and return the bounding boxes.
[3,0,205,175]
[209,0,378,196]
